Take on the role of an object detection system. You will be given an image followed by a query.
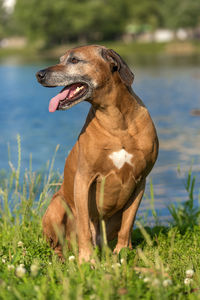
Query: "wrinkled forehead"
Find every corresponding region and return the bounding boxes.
[60,45,105,62]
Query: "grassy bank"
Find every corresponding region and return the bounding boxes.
[0,139,200,299]
[0,41,200,64]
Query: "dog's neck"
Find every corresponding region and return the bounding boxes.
[91,81,145,134]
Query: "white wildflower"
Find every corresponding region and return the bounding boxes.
[7,264,15,271]
[17,241,24,248]
[186,269,194,278]
[184,278,193,285]
[152,278,160,287]
[2,258,6,264]
[163,279,172,287]
[49,262,52,265]
[34,286,40,292]
[68,255,75,262]
[143,277,151,283]
[15,265,26,278]
[30,263,39,277]
[19,263,25,267]
[120,258,125,264]
[111,263,121,268]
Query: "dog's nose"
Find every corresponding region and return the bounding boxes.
[36,69,47,82]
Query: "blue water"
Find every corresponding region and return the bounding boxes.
[0,59,200,220]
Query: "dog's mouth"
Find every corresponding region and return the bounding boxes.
[49,82,89,112]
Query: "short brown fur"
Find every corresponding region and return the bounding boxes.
[36,45,159,262]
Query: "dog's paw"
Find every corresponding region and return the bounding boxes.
[78,250,92,264]
[113,244,126,254]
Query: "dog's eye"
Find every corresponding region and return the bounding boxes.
[69,57,79,64]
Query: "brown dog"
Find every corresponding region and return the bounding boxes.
[36,45,158,262]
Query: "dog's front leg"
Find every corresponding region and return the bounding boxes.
[74,171,93,263]
[113,179,146,254]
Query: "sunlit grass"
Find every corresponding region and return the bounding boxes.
[0,137,200,299]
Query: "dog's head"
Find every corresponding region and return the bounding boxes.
[36,45,134,112]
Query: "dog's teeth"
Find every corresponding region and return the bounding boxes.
[75,86,84,94]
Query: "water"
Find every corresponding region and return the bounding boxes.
[0,58,200,220]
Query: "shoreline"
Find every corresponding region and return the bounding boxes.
[0,41,200,64]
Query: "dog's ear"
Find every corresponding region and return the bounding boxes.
[101,48,134,87]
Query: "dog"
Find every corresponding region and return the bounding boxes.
[36,45,158,262]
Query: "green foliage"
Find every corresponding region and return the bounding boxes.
[11,0,200,46]
[0,0,9,39]
[13,0,129,45]
[161,0,200,29]
[168,168,200,233]
[127,0,163,30]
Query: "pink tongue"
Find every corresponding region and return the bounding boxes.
[49,88,70,112]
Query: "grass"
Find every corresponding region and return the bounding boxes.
[0,138,200,299]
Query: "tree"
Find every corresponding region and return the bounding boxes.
[13,0,130,45]
[11,0,200,46]
[161,0,200,29]
[0,0,9,39]
[127,0,163,30]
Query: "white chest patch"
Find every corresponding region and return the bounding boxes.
[109,149,133,169]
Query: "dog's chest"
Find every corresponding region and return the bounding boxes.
[108,149,134,169]
[93,148,139,217]
[95,164,136,217]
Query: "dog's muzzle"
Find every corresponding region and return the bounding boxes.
[36,69,93,112]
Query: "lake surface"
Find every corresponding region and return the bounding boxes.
[0,57,200,221]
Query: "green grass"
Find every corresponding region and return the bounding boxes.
[0,138,200,299]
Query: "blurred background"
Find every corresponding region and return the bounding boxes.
[0,0,200,222]
[1,0,200,47]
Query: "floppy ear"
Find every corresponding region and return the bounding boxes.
[101,48,134,87]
